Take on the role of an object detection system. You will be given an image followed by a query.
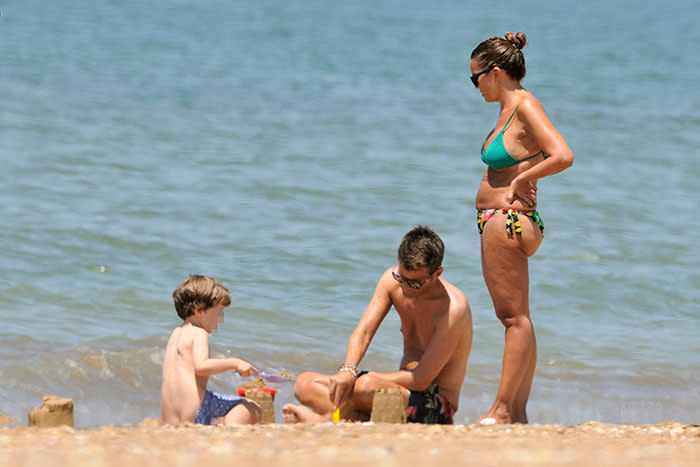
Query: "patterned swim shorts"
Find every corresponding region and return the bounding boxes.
[405,383,456,425]
[194,390,243,425]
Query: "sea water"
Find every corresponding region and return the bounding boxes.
[1,0,698,427]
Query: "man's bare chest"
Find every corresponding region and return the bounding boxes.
[395,304,438,349]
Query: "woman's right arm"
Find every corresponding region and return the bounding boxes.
[506,96,573,204]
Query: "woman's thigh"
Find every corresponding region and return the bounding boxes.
[480,212,539,321]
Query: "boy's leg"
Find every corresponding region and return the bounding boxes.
[223,399,261,425]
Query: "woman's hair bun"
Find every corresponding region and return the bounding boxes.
[504,31,528,50]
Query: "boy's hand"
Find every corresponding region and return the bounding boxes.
[236,360,258,377]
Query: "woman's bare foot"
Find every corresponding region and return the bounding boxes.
[282,403,329,424]
[511,409,528,424]
[479,401,512,425]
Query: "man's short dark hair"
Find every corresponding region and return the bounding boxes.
[397,225,444,272]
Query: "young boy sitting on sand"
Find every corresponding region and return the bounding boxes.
[161,275,262,426]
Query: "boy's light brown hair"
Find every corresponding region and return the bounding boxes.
[172,275,231,320]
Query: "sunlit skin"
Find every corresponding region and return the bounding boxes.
[470,57,573,424]
[282,264,472,423]
[161,304,262,426]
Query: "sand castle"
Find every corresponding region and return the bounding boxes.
[370,387,406,424]
[238,378,276,424]
[27,395,74,428]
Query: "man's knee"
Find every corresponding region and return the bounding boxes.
[294,371,326,405]
[293,372,314,395]
[352,372,382,396]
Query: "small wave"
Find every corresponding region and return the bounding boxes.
[565,252,601,261]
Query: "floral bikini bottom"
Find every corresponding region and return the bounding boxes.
[477,208,545,236]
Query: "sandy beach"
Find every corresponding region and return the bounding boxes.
[1,420,698,467]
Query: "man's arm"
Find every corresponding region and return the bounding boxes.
[343,270,396,364]
[374,302,468,391]
[327,269,394,405]
[191,329,258,376]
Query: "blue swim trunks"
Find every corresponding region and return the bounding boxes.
[194,390,244,425]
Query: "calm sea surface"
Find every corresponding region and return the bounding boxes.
[1,0,698,427]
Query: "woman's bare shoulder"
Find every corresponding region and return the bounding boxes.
[518,92,546,117]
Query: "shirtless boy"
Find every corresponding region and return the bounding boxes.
[283,225,472,424]
[161,275,261,426]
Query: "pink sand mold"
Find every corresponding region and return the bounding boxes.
[252,371,291,383]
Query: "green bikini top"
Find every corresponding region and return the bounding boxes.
[481,107,545,169]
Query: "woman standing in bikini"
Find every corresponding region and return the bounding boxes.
[469,32,573,424]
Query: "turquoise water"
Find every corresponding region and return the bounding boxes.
[1,0,698,427]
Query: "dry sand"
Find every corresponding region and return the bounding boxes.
[1,420,698,466]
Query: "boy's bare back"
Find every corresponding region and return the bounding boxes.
[161,323,209,424]
[162,275,260,426]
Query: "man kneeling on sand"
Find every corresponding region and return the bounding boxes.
[283,225,472,424]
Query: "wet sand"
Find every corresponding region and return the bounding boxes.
[1,420,698,466]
